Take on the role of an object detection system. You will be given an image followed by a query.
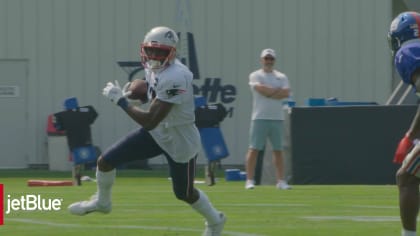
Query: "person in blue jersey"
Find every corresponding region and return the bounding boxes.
[389,11,420,236]
[68,26,226,236]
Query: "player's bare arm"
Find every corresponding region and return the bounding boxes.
[123,99,173,130]
[102,80,172,130]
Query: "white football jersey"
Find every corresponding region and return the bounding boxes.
[145,59,201,163]
[249,69,290,120]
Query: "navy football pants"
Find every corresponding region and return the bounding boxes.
[102,128,196,201]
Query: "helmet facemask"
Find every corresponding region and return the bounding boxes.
[141,43,176,72]
[387,33,401,56]
[140,26,179,72]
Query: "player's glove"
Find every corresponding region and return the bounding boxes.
[122,81,148,105]
[102,80,132,109]
[122,81,131,94]
[393,133,414,164]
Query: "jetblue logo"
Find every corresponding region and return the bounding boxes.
[0,184,64,225]
[5,194,63,214]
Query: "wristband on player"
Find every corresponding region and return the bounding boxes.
[117,97,129,110]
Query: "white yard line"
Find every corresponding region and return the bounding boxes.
[302,216,400,222]
[349,204,398,209]
[7,218,264,236]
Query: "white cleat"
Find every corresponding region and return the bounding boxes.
[203,212,226,236]
[68,197,111,216]
[245,180,255,190]
[276,180,292,190]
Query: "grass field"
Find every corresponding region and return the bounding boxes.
[0,169,402,236]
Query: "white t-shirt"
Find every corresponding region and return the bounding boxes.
[249,69,290,120]
[145,59,201,163]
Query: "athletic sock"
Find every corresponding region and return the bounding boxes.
[402,229,417,236]
[190,189,221,225]
[96,169,116,205]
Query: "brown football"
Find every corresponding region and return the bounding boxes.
[127,79,148,102]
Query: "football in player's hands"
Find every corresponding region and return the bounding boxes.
[127,79,148,102]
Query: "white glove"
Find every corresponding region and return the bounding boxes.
[122,81,131,95]
[102,80,131,104]
[122,81,146,106]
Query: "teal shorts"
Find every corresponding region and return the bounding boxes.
[249,119,284,151]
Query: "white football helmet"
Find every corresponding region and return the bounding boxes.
[140,26,178,72]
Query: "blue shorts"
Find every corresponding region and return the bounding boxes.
[249,119,284,151]
[102,128,197,200]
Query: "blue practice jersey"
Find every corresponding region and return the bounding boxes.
[395,41,420,84]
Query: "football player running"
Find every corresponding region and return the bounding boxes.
[68,26,226,236]
[389,11,420,236]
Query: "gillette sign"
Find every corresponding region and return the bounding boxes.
[193,78,236,102]
[0,184,63,225]
[179,32,237,117]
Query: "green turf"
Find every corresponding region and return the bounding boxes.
[0,170,401,236]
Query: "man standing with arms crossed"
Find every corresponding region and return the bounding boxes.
[245,48,292,190]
